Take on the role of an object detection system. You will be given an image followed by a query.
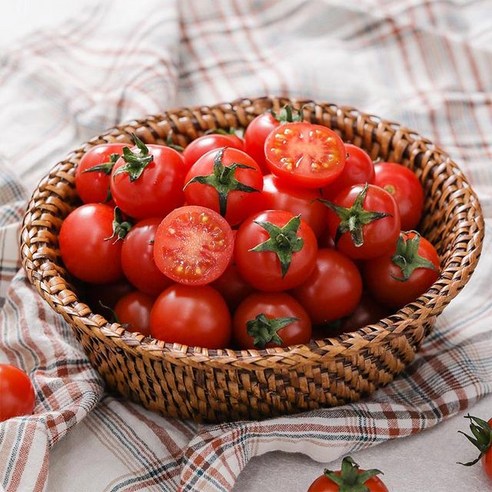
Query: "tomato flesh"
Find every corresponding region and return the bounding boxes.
[265,122,346,188]
[153,205,234,286]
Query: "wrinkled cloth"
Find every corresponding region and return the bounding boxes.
[1,0,491,491]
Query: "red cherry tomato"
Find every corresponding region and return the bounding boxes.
[59,203,124,284]
[322,143,375,199]
[110,138,186,220]
[121,217,172,296]
[363,231,440,309]
[150,284,231,348]
[260,174,327,237]
[0,364,36,422]
[114,290,154,336]
[75,143,126,204]
[182,132,244,171]
[234,209,318,292]
[264,122,346,188]
[244,112,280,173]
[153,205,234,286]
[184,147,264,226]
[339,292,391,334]
[374,161,424,230]
[291,249,363,325]
[233,292,312,349]
[325,183,401,260]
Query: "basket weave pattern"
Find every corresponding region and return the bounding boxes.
[20,97,484,422]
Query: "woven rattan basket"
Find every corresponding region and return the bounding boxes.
[20,96,484,423]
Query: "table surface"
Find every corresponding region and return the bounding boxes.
[2,2,491,491]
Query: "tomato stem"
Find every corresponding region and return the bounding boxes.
[246,313,298,348]
[458,414,492,467]
[323,456,383,492]
[319,183,390,248]
[112,134,154,182]
[249,215,304,277]
[390,231,438,281]
[82,152,121,175]
[183,147,260,217]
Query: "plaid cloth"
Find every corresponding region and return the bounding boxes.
[1,0,492,491]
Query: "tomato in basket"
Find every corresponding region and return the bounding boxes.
[59,203,125,284]
[110,135,186,220]
[153,205,234,286]
[264,122,346,188]
[75,142,127,204]
[183,147,264,226]
[234,209,318,292]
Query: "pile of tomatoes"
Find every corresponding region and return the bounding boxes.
[60,107,440,350]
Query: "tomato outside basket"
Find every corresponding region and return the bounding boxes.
[20,97,485,423]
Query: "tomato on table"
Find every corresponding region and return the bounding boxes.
[75,143,127,204]
[59,203,125,284]
[150,284,231,349]
[183,147,263,226]
[323,183,401,260]
[110,136,186,220]
[121,217,172,296]
[264,122,346,188]
[363,231,440,309]
[114,290,154,336]
[233,292,312,349]
[153,205,234,286]
[308,456,388,492]
[459,414,492,480]
[182,131,244,171]
[291,248,363,326]
[322,143,375,199]
[0,364,36,422]
[234,209,318,291]
[260,174,327,237]
[374,161,424,230]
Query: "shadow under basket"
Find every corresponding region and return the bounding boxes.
[20,97,485,423]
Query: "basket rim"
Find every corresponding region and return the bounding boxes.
[20,96,485,368]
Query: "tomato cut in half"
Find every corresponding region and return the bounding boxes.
[153,205,234,286]
[264,122,346,188]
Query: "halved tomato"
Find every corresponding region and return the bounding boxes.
[264,122,346,188]
[153,205,234,286]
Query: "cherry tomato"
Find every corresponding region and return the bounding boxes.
[234,209,318,292]
[0,364,36,421]
[182,132,244,171]
[374,161,424,230]
[244,112,280,173]
[233,292,311,349]
[114,290,154,336]
[260,174,327,237]
[110,137,186,220]
[183,147,264,226]
[308,456,388,492]
[153,205,234,286]
[121,217,172,296]
[75,143,126,204]
[324,183,401,260]
[363,231,440,309]
[150,284,231,348]
[264,122,346,188]
[59,203,124,284]
[322,143,375,199]
[459,415,492,480]
[291,249,362,325]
